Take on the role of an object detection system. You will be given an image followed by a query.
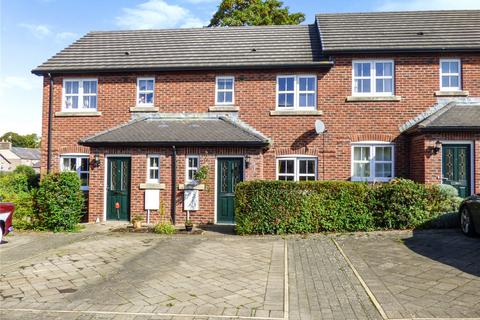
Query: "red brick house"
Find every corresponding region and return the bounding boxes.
[32,10,480,225]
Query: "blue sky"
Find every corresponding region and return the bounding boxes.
[1,0,479,136]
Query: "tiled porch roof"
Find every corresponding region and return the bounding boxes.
[79,114,271,148]
[401,99,480,133]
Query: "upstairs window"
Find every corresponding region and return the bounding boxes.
[440,59,461,91]
[215,76,234,105]
[61,155,89,191]
[186,156,199,183]
[352,61,394,96]
[147,155,160,183]
[137,78,154,105]
[277,157,317,181]
[351,143,394,182]
[63,79,98,111]
[277,75,316,110]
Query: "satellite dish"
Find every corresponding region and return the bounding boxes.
[315,119,326,134]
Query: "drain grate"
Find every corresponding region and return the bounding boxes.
[57,288,77,294]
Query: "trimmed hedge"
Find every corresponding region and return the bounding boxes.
[235,179,460,235]
[0,173,36,229]
[36,172,84,232]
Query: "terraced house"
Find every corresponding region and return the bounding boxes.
[32,10,480,225]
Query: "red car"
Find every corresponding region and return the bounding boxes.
[0,202,14,243]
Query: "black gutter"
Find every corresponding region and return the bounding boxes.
[47,74,54,173]
[31,61,333,76]
[322,48,480,55]
[171,145,176,225]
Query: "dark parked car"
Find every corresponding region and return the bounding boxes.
[0,202,14,243]
[459,194,480,236]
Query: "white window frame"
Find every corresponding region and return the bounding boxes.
[439,58,461,91]
[62,78,98,111]
[351,142,395,182]
[185,155,200,184]
[276,75,317,110]
[215,76,235,105]
[60,154,90,191]
[147,155,160,183]
[276,156,317,181]
[352,60,394,96]
[137,77,155,106]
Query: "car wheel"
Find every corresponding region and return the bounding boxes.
[460,207,476,237]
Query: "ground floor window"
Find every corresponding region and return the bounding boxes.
[277,157,317,181]
[351,143,394,181]
[186,155,199,183]
[61,155,89,190]
[147,155,160,183]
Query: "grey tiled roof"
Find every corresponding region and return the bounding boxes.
[417,102,480,131]
[404,101,480,132]
[33,25,329,74]
[11,147,41,160]
[315,10,480,53]
[79,115,270,147]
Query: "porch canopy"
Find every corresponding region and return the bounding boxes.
[79,114,271,148]
[401,100,480,134]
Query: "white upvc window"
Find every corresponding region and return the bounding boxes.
[186,155,200,183]
[277,157,317,181]
[62,79,98,111]
[351,143,394,182]
[147,155,160,183]
[215,76,235,105]
[352,60,394,96]
[60,155,89,191]
[137,78,155,105]
[277,75,317,110]
[440,59,461,91]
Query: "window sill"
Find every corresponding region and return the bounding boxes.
[178,183,205,190]
[139,183,165,190]
[208,106,239,112]
[434,90,469,97]
[130,106,159,112]
[351,178,393,183]
[55,111,102,117]
[346,96,401,102]
[270,110,323,116]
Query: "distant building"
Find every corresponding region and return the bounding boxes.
[0,142,41,173]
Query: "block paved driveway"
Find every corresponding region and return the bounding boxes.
[0,227,479,320]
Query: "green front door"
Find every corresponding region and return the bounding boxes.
[442,144,471,198]
[107,157,131,221]
[217,158,243,224]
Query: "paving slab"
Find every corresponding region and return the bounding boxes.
[335,229,480,319]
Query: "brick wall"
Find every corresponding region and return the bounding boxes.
[40,52,480,223]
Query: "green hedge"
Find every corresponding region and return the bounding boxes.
[36,172,84,231]
[235,179,460,235]
[0,173,36,229]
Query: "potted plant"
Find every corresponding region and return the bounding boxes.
[185,219,193,232]
[132,215,143,229]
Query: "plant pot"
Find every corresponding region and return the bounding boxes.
[133,220,142,229]
[185,225,193,232]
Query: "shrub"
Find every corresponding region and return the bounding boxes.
[235,179,460,235]
[153,222,176,234]
[0,173,36,229]
[13,165,40,188]
[36,172,84,232]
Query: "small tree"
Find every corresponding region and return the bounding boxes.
[209,0,305,27]
[36,172,84,231]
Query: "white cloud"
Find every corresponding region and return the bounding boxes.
[116,0,206,29]
[19,23,51,39]
[0,76,37,92]
[56,31,78,41]
[378,0,480,11]
[184,0,218,3]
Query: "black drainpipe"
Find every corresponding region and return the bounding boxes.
[171,145,177,225]
[47,73,54,173]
